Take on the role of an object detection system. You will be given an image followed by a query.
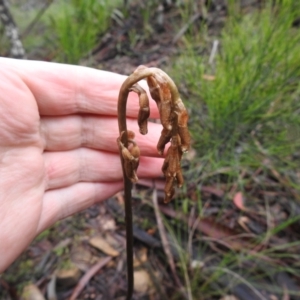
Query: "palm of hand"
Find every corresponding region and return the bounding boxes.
[1,68,45,270]
[0,59,163,272]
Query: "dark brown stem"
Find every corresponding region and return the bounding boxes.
[123,177,133,300]
[117,79,133,299]
[117,67,188,299]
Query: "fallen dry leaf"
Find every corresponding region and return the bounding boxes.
[133,247,148,267]
[21,284,45,300]
[219,296,239,300]
[233,192,245,210]
[104,233,121,249]
[71,246,97,272]
[89,236,120,257]
[96,214,117,231]
[56,265,81,288]
[134,269,154,294]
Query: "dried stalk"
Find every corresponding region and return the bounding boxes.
[152,187,182,289]
[117,66,190,299]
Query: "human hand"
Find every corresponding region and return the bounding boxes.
[0,58,163,272]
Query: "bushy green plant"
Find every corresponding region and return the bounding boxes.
[49,0,120,64]
[172,0,300,171]
[167,2,300,297]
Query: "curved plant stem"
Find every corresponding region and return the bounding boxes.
[118,70,154,300]
[118,67,190,300]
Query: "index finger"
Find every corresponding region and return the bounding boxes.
[0,58,160,118]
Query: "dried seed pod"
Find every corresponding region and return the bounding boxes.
[126,130,135,141]
[123,150,139,183]
[161,150,170,175]
[164,136,182,175]
[129,141,140,158]
[117,132,140,183]
[164,180,175,203]
[146,74,175,155]
[146,70,190,201]
[127,141,140,182]
[176,170,184,188]
[159,98,172,131]
[175,100,191,152]
[138,109,150,135]
[177,127,190,153]
[161,134,184,201]
[129,84,150,135]
[157,127,173,155]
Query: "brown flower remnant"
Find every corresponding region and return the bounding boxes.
[117,65,190,300]
[117,65,190,203]
[117,130,140,183]
[129,84,150,135]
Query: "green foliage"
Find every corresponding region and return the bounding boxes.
[172,0,300,172]
[49,0,120,64]
[1,0,121,62]
[167,2,300,298]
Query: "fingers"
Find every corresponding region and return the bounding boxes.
[0,58,160,118]
[41,115,163,156]
[37,182,123,233]
[44,148,164,190]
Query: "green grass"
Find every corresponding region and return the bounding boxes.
[3,0,122,63]
[166,1,300,298]
[171,0,300,177]
[48,0,122,64]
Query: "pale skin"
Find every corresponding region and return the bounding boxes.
[0,58,164,272]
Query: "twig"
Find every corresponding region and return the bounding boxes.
[152,187,182,288]
[69,256,112,300]
[0,0,25,58]
[208,40,219,65]
[172,12,201,44]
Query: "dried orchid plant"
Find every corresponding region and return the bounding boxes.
[117,65,190,299]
